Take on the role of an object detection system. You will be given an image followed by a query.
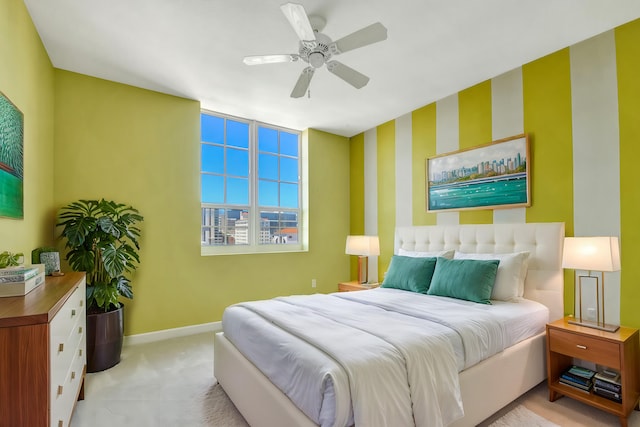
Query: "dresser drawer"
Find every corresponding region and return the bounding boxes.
[549,328,620,368]
[51,337,86,427]
[50,311,85,399]
[50,285,84,341]
[50,277,86,427]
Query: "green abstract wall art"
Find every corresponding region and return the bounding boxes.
[0,91,24,219]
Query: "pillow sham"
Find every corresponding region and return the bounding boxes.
[381,255,437,294]
[398,248,455,259]
[427,257,499,304]
[454,251,530,301]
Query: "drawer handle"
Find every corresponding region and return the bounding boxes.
[78,326,83,334]
[71,371,76,380]
[57,385,64,396]
[80,299,84,307]
[79,349,83,357]
[71,309,76,317]
[58,343,64,352]
[576,344,587,350]
[59,421,64,427]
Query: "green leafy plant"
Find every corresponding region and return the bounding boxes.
[0,251,24,268]
[57,199,143,313]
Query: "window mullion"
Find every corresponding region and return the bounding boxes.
[249,121,259,246]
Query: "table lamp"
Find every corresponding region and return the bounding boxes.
[345,235,380,284]
[562,236,621,332]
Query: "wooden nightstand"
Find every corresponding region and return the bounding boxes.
[546,316,640,427]
[338,281,380,292]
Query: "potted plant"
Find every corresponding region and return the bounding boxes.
[57,199,143,372]
[0,251,24,268]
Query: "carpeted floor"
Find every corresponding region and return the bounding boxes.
[487,405,559,427]
[71,332,640,426]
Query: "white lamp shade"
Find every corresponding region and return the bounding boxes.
[562,236,621,272]
[345,235,380,256]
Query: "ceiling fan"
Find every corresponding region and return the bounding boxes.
[243,2,388,98]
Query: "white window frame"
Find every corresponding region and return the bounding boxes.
[200,109,308,256]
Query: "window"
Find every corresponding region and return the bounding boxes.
[200,110,307,255]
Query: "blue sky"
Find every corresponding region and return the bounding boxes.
[429,136,527,176]
[201,114,299,208]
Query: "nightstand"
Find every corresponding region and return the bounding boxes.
[546,316,640,427]
[338,280,380,292]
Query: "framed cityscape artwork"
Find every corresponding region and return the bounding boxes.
[0,91,24,219]
[426,134,530,212]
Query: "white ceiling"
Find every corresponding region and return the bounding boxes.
[24,0,640,137]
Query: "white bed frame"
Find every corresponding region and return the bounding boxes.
[214,222,565,427]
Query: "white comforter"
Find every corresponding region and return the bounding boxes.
[225,289,507,427]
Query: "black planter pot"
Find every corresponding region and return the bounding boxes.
[86,304,124,373]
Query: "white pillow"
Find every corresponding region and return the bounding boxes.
[453,251,530,301]
[398,248,455,259]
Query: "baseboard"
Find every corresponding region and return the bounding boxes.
[124,321,222,346]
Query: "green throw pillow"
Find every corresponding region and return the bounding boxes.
[381,255,437,294]
[427,257,499,304]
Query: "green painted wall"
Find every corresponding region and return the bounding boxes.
[411,105,437,226]
[0,0,55,255]
[616,20,640,329]
[53,71,351,335]
[349,132,365,279]
[522,49,575,313]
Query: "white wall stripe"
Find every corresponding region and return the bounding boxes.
[570,30,621,325]
[435,94,460,225]
[363,128,379,282]
[395,113,413,227]
[492,67,526,224]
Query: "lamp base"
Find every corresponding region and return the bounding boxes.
[568,318,619,332]
[357,256,369,284]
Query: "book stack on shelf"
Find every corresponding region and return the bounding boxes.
[0,264,46,297]
[593,369,622,403]
[559,365,596,393]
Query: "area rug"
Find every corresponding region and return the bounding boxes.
[488,405,560,427]
[200,382,250,426]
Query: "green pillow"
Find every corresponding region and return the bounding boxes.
[427,257,499,304]
[381,255,437,294]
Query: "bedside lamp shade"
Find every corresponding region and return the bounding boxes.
[346,235,380,284]
[345,235,380,257]
[562,236,621,332]
[562,237,620,272]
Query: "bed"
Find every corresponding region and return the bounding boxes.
[214,222,565,427]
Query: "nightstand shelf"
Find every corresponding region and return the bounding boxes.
[546,316,640,427]
[338,281,380,292]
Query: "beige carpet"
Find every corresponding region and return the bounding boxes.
[71,332,640,426]
[201,383,248,426]
[488,405,559,427]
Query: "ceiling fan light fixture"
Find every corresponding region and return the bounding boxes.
[308,52,325,68]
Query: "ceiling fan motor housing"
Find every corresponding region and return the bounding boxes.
[299,32,333,68]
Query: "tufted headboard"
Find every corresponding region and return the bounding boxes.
[394,222,565,321]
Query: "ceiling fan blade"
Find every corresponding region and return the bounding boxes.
[326,61,369,89]
[291,67,315,98]
[332,22,388,54]
[243,54,299,65]
[280,3,316,41]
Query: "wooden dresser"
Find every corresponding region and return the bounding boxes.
[0,272,87,427]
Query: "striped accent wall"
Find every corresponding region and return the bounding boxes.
[349,19,640,329]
